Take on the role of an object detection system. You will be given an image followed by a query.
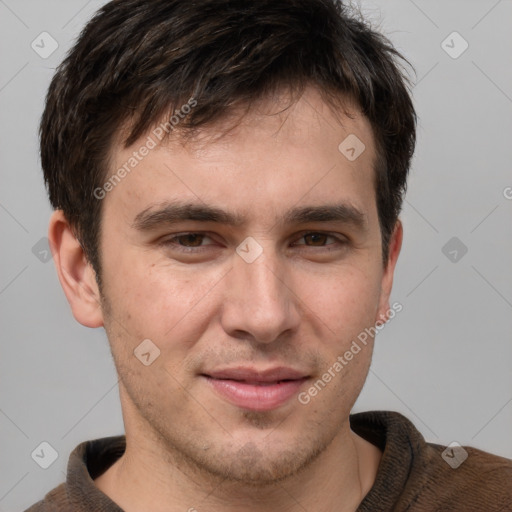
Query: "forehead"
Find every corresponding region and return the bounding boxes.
[103,87,378,227]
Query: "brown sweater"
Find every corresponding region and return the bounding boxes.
[25,411,512,511]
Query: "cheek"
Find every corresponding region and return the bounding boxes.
[298,264,382,339]
[102,250,224,351]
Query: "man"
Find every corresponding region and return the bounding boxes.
[27,0,512,510]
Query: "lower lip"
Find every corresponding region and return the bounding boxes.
[203,376,308,411]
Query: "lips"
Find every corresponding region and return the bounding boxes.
[202,367,309,411]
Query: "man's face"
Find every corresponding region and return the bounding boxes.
[97,87,398,483]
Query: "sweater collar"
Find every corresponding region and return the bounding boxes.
[65,410,428,510]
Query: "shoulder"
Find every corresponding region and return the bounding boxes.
[23,434,126,511]
[420,441,512,511]
[351,410,512,512]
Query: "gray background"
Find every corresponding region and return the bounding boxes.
[1,0,511,509]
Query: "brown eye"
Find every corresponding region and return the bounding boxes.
[303,233,330,246]
[160,232,217,253]
[175,234,205,247]
[295,232,344,247]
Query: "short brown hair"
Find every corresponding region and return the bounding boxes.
[40,0,416,283]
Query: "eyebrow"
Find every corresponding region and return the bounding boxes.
[132,201,368,232]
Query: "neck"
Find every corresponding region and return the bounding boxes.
[94,423,381,512]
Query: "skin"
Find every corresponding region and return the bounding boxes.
[49,87,402,512]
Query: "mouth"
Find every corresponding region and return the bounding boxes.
[201,367,310,411]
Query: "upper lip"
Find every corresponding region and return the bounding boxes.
[203,367,308,382]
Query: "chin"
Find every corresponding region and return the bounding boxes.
[184,433,331,487]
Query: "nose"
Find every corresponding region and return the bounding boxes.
[220,245,301,344]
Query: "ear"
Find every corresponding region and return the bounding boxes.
[375,220,403,324]
[48,210,104,328]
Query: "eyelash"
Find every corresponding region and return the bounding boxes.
[160,231,348,253]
